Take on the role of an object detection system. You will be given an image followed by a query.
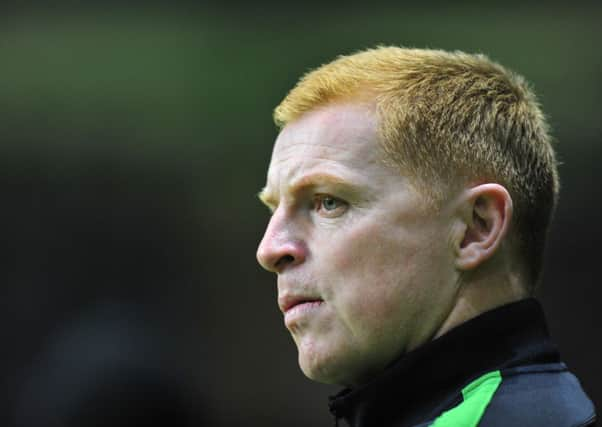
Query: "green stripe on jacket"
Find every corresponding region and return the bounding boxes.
[430,370,502,427]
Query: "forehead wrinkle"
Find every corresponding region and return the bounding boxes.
[273,141,351,165]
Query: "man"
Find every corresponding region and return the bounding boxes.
[256,47,596,426]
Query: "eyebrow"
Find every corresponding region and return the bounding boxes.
[258,172,353,208]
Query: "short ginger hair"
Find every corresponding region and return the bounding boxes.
[274,46,559,291]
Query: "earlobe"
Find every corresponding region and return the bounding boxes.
[455,184,513,271]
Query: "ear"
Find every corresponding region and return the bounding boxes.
[454,183,513,271]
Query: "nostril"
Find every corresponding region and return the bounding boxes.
[275,254,295,270]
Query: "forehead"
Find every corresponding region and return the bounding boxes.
[259,101,432,214]
[272,102,379,164]
[264,103,386,197]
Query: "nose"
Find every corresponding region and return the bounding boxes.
[256,210,307,273]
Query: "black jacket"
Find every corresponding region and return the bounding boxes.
[328,299,596,427]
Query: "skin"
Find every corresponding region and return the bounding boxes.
[256,101,525,387]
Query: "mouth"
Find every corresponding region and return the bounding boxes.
[278,295,324,314]
[281,297,325,328]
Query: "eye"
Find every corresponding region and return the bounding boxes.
[314,194,348,218]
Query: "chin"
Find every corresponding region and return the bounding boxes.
[300,361,341,385]
[297,346,359,386]
[298,341,397,387]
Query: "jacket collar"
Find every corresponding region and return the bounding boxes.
[328,298,559,427]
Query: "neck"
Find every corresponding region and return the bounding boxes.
[435,254,529,339]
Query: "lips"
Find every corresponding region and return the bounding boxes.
[278,294,324,313]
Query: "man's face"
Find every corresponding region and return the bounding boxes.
[257,102,459,386]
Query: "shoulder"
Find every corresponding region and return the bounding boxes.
[478,363,596,427]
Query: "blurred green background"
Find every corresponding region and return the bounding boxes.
[1,2,600,426]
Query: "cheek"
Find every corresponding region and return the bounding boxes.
[324,218,448,329]
[329,219,420,285]
[327,222,421,314]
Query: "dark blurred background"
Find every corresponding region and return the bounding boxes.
[1,2,600,426]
